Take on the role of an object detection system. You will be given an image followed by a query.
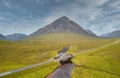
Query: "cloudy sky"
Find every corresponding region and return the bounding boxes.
[0,0,120,36]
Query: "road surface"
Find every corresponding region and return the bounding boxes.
[0,60,52,77]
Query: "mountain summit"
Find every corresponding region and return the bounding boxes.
[30,16,96,37]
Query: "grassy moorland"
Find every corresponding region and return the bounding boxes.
[72,40,120,78]
[0,33,119,78]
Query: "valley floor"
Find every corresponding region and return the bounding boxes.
[0,34,120,78]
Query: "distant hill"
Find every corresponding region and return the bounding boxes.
[6,33,27,41]
[0,33,7,40]
[29,16,97,37]
[101,30,120,38]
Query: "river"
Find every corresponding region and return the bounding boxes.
[45,61,74,78]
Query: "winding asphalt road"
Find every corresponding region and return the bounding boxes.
[0,40,119,77]
[0,60,53,77]
[73,40,120,56]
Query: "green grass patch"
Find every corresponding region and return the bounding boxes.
[0,33,119,78]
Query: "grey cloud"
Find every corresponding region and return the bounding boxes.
[0,0,120,35]
[39,0,110,29]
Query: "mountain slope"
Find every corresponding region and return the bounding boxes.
[101,30,120,38]
[6,33,27,41]
[29,16,97,37]
[86,29,97,36]
[0,34,7,40]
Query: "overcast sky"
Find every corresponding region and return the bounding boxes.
[0,0,120,36]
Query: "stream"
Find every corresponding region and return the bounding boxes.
[45,61,74,78]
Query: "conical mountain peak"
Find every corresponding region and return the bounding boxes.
[29,16,97,37]
[57,16,69,20]
[50,16,72,26]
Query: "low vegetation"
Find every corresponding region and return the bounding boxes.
[0,33,119,78]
